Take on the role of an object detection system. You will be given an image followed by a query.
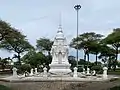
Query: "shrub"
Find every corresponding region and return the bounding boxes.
[77,67,83,72]
[17,64,31,74]
[91,65,102,74]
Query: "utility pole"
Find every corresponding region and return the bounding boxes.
[74,5,81,67]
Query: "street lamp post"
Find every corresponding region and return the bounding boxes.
[74,5,81,68]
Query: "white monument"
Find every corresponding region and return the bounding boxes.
[49,25,71,75]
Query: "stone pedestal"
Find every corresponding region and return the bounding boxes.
[73,67,78,78]
[35,68,38,74]
[103,67,108,79]
[30,68,34,76]
[12,67,18,78]
[92,70,96,76]
[87,68,90,75]
[24,71,29,77]
[49,64,71,75]
[43,67,47,77]
[82,68,86,74]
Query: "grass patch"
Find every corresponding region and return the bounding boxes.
[0,85,11,90]
[108,69,120,75]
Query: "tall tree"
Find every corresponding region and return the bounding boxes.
[36,38,53,64]
[98,44,115,69]
[0,30,34,65]
[103,28,120,70]
[89,42,102,65]
[70,32,103,65]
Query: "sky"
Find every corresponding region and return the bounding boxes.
[0,0,120,61]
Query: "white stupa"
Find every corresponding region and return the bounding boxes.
[49,24,71,75]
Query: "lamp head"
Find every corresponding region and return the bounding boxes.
[74,5,81,10]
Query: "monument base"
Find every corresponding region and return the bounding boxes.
[49,63,72,75]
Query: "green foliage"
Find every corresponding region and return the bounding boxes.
[0,57,9,70]
[70,32,103,63]
[0,85,11,90]
[118,62,120,67]
[77,67,83,72]
[98,45,115,69]
[36,38,53,69]
[102,28,120,70]
[22,51,47,68]
[45,55,52,66]
[104,28,120,45]
[17,64,31,74]
[78,59,87,65]
[98,45,115,59]
[91,65,102,73]
[0,20,16,42]
[68,56,76,71]
[0,30,34,65]
[36,38,53,55]
[0,35,33,53]
[70,32,103,49]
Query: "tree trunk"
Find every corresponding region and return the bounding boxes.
[18,53,21,66]
[47,51,52,64]
[84,54,86,61]
[113,48,118,71]
[95,53,98,65]
[108,57,111,70]
[87,53,89,67]
[84,50,87,67]
[87,54,89,62]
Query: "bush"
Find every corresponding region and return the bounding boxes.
[77,67,83,72]
[91,65,102,74]
[17,64,31,74]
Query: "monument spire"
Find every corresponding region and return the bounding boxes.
[58,13,63,33]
